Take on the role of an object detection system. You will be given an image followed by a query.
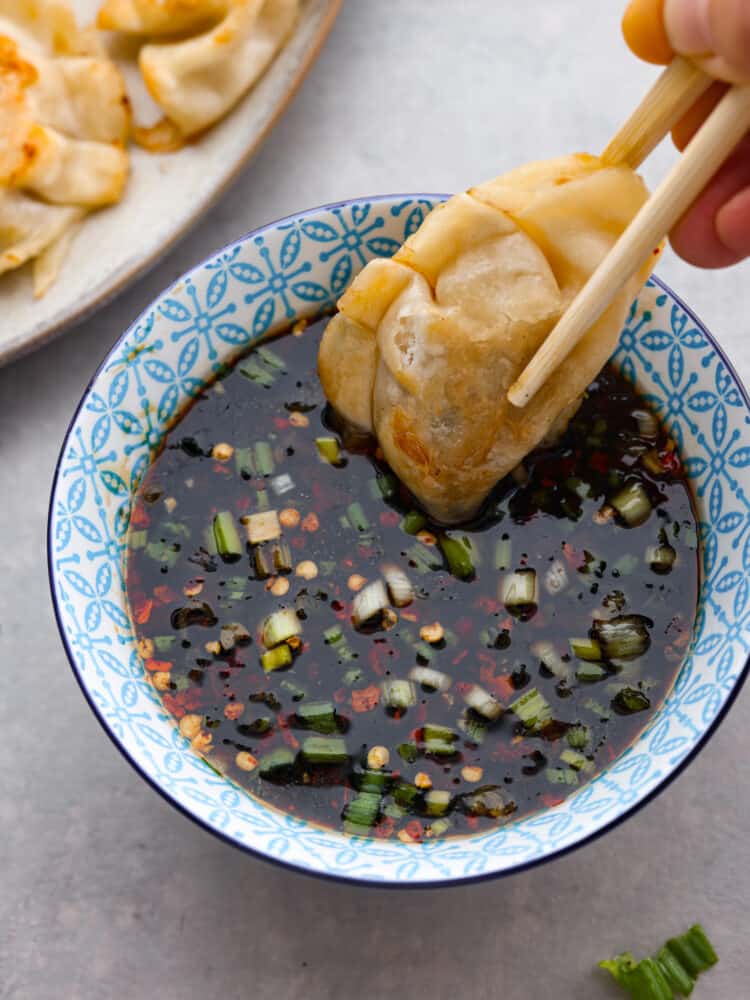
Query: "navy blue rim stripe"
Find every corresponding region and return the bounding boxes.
[47,196,750,889]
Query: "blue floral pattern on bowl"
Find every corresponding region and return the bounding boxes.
[49,195,750,885]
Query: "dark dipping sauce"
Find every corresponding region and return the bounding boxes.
[125,314,698,842]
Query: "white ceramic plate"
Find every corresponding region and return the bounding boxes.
[0,0,341,366]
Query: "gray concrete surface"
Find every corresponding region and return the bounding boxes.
[1,3,749,997]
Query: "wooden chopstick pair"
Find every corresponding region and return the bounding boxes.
[508,58,750,409]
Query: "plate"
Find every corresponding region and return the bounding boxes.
[0,0,342,366]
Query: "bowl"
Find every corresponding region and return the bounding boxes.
[49,194,750,886]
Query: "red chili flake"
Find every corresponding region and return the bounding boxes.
[490,742,525,761]
[479,665,514,702]
[476,596,500,614]
[273,417,290,430]
[452,650,469,668]
[589,451,609,474]
[379,510,400,528]
[162,694,184,718]
[466,816,479,831]
[375,817,395,840]
[455,680,473,695]
[301,512,320,532]
[153,584,177,604]
[541,794,564,808]
[213,463,232,476]
[352,685,380,712]
[415,701,427,724]
[236,495,252,512]
[133,597,153,625]
[130,504,150,528]
[144,658,172,673]
[281,727,300,750]
[369,646,387,676]
[358,545,378,559]
[342,557,354,568]
[561,541,581,569]
[291,536,306,549]
[455,617,473,637]
[333,687,347,705]
[660,449,680,474]
[404,819,423,843]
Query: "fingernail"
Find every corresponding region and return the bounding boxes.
[664,0,714,54]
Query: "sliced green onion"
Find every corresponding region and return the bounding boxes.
[510,687,552,732]
[254,441,275,477]
[613,553,639,576]
[220,622,250,650]
[406,542,442,573]
[565,725,590,749]
[323,624,343,645]
[373,472,398,500]
[393,782,420,808]
[461,786,509,818]
[261,608,302,648]
[575,661,608,683]
[545,767,578,786]
[500,569,538,611]
[457,713,487,744]
[254,546,272,579]
[342,668,363,686]
[439,535,475,580]
[202,525,218,555]
[145,539,180,567]
[494,536,512,571]
[300,736,348,764]
[260,645,292,672]
[351,579,389,628]
[296,700,337,734]
[424,790,452,816]
[646,542,676,575]
[346,502,370,532]
[356,769,392,793]
[239,360,275,387]
[463,684,503,721]
[633,407,659,438]
[423,738,458,757]
[667,925,719,975]
[381,563,414,607]
[641,448,665,476]
[256,345,286,370]
[584,697,612,721]
[401,510,427,535]
[531,640,570,681]
[256,489,270,510]
[381,679,417,710]
[212,511,243,560]
[235,447,255,478]
[224,574,245,600]
[600,925,718,999]
[560,749,592,771]
[409,665,451,692]
[258,748,295,781]
[315,437,341,465]
[280,679,306,701]
[428,818,451,837]
[611,481,652,526]
[422,723,455,743]
[343,791,380,833]
[272,542,293,574]
[153,635,176,652]
[129,529,148,550]
[612,686,651,714]
[543,559,568,595]
[397,742,419,764]
[569,637,602,661]
[592,614,652,660]
[656,947,694,995]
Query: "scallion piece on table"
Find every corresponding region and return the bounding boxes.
[347,502,370,532]
[612,686,651,714]
[655,947,694,995]
[494,536,512,571]
[509,687,552,731]
[258,748,295,781]
[300,736,348,764]
[260,644,293,672]
[646,543,676,575]
[235,447,255,478]
[531,640,570,681]
[575,661,607,683]
[256,345,286,370]
[382,563,414,607]
[254,441,275,477]
[592,614,652,660]
[463,684,503,721]
[439,535,475,580]
[569,637,602,661]
[343,791,380,833]
[610,481,652,526]
[296,700,337,734]
[565,725,590,749]
[213,511,243,560]
[381,679,417,709]
[599,924,718,999]
[401,510,427,535]
[424,790,452,816]
[315,437,341,465]
[666,925,719,976]
[261,608,302,648]
[351,579,389,628]
[501,569,538,610]
[408,666,451,692]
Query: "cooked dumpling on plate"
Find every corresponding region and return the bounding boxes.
[318,155,657,524]
[0,0,130,295]
[97,0,300,148]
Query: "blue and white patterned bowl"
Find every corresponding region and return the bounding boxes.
[49,195,750,886]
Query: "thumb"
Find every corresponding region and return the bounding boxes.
[665,0,750,81]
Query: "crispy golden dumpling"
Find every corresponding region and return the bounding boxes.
[319,155,656,524]
[0,0,130,294]
[97,0,299,144]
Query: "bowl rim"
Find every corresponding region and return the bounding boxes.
[48,193,750,887]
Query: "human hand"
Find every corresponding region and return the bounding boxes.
[623,0,750,267]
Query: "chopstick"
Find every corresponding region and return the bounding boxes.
[508,71,750,410]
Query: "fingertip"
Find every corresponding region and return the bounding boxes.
[716,187,750,259]
[623,0,674,64]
